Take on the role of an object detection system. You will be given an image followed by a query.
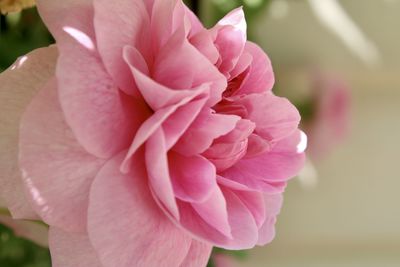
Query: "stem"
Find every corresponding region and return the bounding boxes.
[0,15,7,32]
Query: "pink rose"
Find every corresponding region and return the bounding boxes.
[0,1,306,266]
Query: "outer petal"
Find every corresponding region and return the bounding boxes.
[93,0,150,96]
[179,240,212,267]
[0,215,49,247]
[19,80,105,232]
[38,0,139,158]
[257,193,283,245]
[178,186,259,250]
[49,227,102,267]
[191,186,232,238]
[236,92,301,143]
[232,190,266,228]
[0,46,57,219]
[234,42,275,95]
[88,151,192,267]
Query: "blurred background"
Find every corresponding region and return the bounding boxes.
[1,0,399,266]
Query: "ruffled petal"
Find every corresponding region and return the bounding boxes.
[88,151,192,267]
[174,109,240,156]
[178,186,259,250]
[257,194,283,245]
[170,152,217,203]
[121,84,210,171]
[191,186,232,238]
[236,92,301,143]
[234,42,275,95]
[212,7,247,76]
[38,0,140,158]
[221,130,306,192]
[154,28,227,106]
[0,46,57,219]
[145,128,179,220]
[93,0,150,95]
[19,81,105,232]
[49,228,102,267]
[151,0,188,51]
[189,30,220,64]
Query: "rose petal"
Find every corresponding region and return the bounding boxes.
[191,186,232,238]
[189,30,220,65]
[179,240,212,267]
[124,45,207,111]
[0,46,57,219]
[49,227,102,267]
[232,190,265,228]
[234,42,275,95]
[170,152,217,203]
[88,151,192,267]
[154,27,227,106]
[151,0,187,51]
[146,128,180,219]
[245,133,271,158]
[19,80,105,232]
[257,193,283,245]
[121,84,210,172]
[93,0,150,96]
[38,0,140,158]
[236,92,301,143]
[174,109,240,156]
[221,130,306,192]
[212,7,247,75]
[203,139,248,172]
[178,186,259,250]
[184,4,204,37]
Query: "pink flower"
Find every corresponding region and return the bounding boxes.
[0,0,306,266]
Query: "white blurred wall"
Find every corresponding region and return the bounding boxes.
[205,0,400,266]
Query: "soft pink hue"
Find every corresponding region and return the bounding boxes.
[306,72,350,160]
[0,0,306,266]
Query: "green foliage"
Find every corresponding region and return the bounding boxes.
[0,224,51,267]
[213,247,249,260]
[203,0,271,40]
[0,8,53,72]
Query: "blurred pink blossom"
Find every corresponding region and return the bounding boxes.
[306,72,351,160]
[0,0,306,266]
